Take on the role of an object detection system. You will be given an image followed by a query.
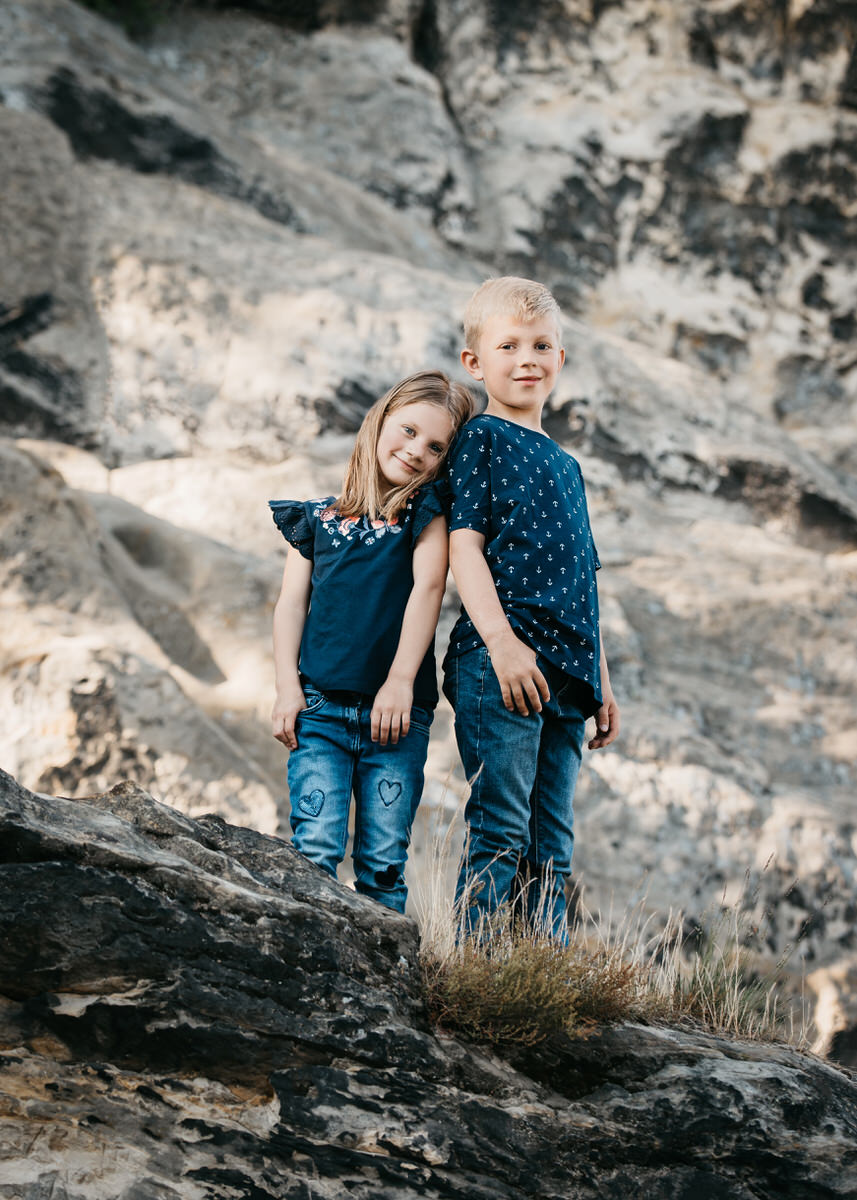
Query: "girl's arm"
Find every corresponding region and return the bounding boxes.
[271,548,313,751]
[371,514,448,746]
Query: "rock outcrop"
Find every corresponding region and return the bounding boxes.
[2,769,857,1199]
[1,0,856,1062]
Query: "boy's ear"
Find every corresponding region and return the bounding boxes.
[559,347,566,368]
[460,347,483,381]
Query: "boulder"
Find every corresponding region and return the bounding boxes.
[2,0,857,1065]
[2,769,856,1199]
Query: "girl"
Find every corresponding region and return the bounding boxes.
[269,370,474,913]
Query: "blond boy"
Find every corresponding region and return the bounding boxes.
[443,277,619,939]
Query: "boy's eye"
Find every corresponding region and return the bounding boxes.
[537,342,551,350]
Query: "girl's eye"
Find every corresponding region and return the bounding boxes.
[430,444,445,455]
[402,425,415,436]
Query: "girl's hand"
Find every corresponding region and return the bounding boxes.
[371,676,414,745]
[272,685,306,751]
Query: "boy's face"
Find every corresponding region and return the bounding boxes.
[460,313,565,429]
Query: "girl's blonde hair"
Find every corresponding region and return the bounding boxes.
[337,369,474,522]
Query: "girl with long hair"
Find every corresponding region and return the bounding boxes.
[269,369,474,912]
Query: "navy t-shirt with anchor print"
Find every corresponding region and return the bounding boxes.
[443,414,602,714]
[270,484,447,708]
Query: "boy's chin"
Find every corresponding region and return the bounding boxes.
[487,396,547,416]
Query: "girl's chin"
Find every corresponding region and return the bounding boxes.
[385,465,417,485]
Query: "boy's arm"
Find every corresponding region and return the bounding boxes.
[371,515,448,746]
[588,635,620,749]
[449,527,550,716]
[271,549,313,751]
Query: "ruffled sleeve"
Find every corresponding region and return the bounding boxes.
[409,477,451,544]
[269,500,314,560]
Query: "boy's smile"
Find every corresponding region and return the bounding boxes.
[461,313,565,430]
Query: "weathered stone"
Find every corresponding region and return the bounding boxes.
[0,441,283,831]
[0,108,107,446]
[2,0,857,1070]
[2,771,856,1199]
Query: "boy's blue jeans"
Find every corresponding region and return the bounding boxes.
[443,646,587,942]
[287,685,432,914]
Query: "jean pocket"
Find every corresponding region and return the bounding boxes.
[409,705,433,735]
[299,689,327,716]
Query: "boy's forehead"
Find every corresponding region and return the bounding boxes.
[479,311,562,340]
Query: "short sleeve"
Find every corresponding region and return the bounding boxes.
[269,500,314,560]
[446,421,492,533]
[410,477,451,544]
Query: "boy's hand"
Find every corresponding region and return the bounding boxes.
[487,631,550,715]
[588,689,620,749]
[371,675,414,745]
[272,684,306,751]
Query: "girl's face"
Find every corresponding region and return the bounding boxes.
[376,401,455,492]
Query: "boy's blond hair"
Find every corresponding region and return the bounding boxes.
[337,369,474,523]
[463,276,563,352]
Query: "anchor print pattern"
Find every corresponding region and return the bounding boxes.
[446,415,602,693]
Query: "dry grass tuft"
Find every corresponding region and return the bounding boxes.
[414,802,807,1049]
[423,933,580,1046]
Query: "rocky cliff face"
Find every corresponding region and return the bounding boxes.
[1,0,856,1063]
[2,769,857,1199]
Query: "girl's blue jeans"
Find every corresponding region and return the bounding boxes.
[287,685,432,913]
[443,645,587,942]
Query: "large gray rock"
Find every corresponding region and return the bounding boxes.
[0,440,283,830]
[429,0,857,475]
[0,107,107,446]
[2,770,857,1199]
[2,0,857,1066]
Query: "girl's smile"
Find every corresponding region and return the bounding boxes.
[376,401,455,492]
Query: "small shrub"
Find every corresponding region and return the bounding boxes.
[415,802,807,1049]
[424,935,581,1046]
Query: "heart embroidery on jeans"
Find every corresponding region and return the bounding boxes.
[378,780,402,807]
[299,788,325,817]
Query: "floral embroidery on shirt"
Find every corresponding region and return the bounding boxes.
[314,500,404,543]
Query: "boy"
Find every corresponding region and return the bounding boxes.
[443,276,619,940]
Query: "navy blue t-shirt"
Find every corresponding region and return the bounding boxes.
[270,483,447,708]
[444,414,602,711]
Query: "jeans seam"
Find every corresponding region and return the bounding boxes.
[472,648,489,837]
[338,718,356,865]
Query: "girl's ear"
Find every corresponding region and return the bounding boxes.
[460,347,483,381]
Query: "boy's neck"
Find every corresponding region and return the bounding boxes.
[484,397,547,434]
